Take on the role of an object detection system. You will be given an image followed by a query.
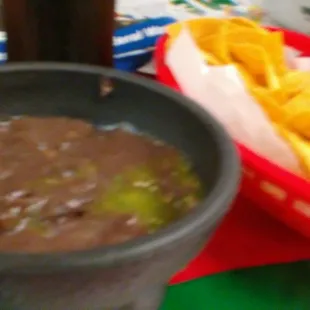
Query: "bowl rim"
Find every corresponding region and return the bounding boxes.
[0,62,240,273]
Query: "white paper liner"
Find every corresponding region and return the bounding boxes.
[294,57,310,71]
[166,26,307,174]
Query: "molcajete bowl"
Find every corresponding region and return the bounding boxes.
[0,63,240,310]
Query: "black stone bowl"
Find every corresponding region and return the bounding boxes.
[0,63,240,310]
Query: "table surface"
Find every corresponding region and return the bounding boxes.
[161,261,309,310]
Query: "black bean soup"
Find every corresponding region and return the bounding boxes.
[0,117,202,253]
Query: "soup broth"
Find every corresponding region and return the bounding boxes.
[0,117,202,253]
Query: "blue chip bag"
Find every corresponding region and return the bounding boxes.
[0,32,7,64]
[114,16,176,71]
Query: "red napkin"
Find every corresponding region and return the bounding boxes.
[170,195,310,284]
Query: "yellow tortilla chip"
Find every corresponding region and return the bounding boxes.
[254,87,287,106]
[200,51,222,65]
[229,43,263,74]
[251,87,288,123]
[284,91,310,138]
[268,88,287,105]
[229,43,280,89]
[187,18,226,38]
[228,17,267,33]
[284,90,310,113]
[286,113,310,139]
[264,58,281,90]
[198,25,230,64]
[281,71,310,98]
[234,63,256,87]
[167,18,224,42]
[263,31,288,76]
[226,28,267,47]
[197,35,217,53]
[166,18,228,51]
[277,126,310,178]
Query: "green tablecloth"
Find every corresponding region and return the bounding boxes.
[162,262,309,310]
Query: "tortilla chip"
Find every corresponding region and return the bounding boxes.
[198,23,230,64]
[263,31,287,76]
[277,126,310,177]
[200,51,222,65]
[268,88,287,105]
[281,71,310,98]
[167,18,224,42]
[228,17,266,33]
[229,43,280,89]
[284,91,310,138]
[226,28,267,47]
[234,63,256,87]
[251,87,288,123]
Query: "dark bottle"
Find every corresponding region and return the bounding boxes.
[2,0,114,67]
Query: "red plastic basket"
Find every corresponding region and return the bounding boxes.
[155,26,310,238]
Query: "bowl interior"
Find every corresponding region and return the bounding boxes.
[0,65,229,197]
